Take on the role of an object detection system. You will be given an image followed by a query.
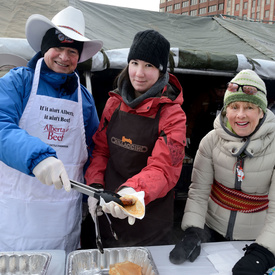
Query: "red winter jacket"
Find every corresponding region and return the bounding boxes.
[85,73,186,205]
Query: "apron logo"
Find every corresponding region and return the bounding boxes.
[111,136,148,153]
[43,124,69,141]
[122,136,132,144]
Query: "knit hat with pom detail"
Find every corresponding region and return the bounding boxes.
[127,29,170,73]
[224,69,267,113]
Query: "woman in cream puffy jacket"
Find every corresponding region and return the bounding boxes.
[170,69,275,275]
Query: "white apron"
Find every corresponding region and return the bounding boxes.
[0,58,88,254]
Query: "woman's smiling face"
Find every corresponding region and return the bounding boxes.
[226,101,264,136]
[128,59,160,97]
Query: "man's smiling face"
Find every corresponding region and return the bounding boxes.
[43,47,79,74]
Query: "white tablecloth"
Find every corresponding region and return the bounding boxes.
[147,241,251,275]
[44,250,66,275]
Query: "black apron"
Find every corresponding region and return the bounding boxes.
[99,104,174,247]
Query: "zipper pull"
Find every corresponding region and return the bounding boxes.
[237,165,245,182]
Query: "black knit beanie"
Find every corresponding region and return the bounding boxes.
[41,28,83,57]
[127,30,170,73]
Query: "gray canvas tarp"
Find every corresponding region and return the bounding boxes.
[1,0,275,78]
[1,0,68,38]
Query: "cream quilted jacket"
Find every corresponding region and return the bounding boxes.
[182,109,275,255]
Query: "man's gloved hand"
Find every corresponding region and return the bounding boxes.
[102,187,141,225]
[169,227,210,265]
[33,157,71,191]
[232,243,275,275]
[88,183,104,219]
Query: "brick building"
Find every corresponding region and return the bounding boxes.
[159,0,275,23]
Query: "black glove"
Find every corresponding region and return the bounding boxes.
[169,227,210,265]
[90,183,104,191]
[232,243,275,275]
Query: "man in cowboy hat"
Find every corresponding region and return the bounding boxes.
[0,6,102,253]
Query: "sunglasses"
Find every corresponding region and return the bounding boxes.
[227,82,265,95]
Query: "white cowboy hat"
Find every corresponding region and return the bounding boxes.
[25,6,103,63]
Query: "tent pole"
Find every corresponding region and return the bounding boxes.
[170,68,235,77]
[84,71,93,95]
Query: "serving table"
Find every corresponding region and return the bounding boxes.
[4,241,269,275]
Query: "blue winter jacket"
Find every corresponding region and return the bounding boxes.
[0,52,99,176]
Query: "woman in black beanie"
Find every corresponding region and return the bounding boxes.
[84,29,187,247]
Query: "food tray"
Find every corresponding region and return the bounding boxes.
[66,247,159,275]
[0,252,51,275]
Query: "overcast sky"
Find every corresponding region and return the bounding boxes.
[83,0,160,11]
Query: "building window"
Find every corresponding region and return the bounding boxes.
[199,7,207,14]
[243,14,247,19]
[190,0,198,5]
[227,0,231,7]
[252,0,256,7]
[208,5,217,12]
[266,0,270,4]
[257,0,261,6]
[174,3,181,9]
[182,11,189,15]
[218,3,224,10]
[200,0,207,3]
[160,0,166,3]
[190,9,198,15]
[235,3,239,10]
[243,2,248,9]
[256,11,260,19]
[160,7,165,12]
[182,1,189,8]
[265,9,269,17]
[166,5,173,11]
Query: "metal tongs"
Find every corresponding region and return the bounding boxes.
[70,179,124,206]
[70,179,121,253]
